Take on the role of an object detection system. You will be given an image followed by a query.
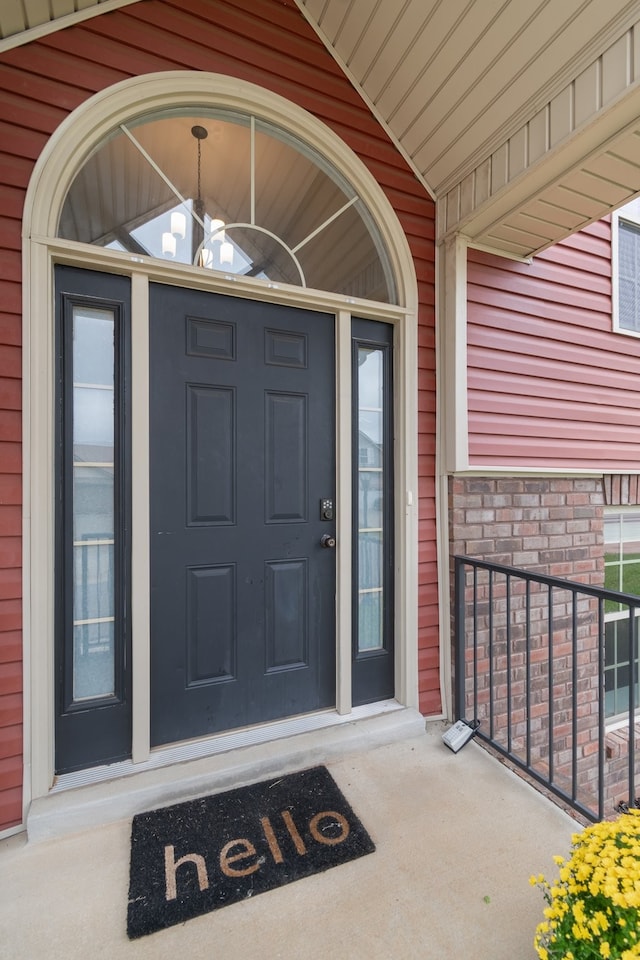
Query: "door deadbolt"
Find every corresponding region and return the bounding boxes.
[320,498,334,521]
[320,534,336,549]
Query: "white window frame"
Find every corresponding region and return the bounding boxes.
[612,197,640,338]
[603,505,640,725]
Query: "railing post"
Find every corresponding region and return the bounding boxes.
[629,605,637,807]
[598,597,605,821]
[454,557,467,721]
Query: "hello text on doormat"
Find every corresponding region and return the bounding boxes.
[126,765,375,938]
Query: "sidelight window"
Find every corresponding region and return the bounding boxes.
[352,319,394,703]
[55,267,132,773]
[71,306,117,700]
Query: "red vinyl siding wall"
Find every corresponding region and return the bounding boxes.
[0,0,438,830]
[467,220,640,470]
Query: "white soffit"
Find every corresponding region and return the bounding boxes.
[297,0,640,258]
[0,0,140,50]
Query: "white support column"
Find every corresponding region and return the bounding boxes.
[335,310,352,715]
[441,233,469,473]
[131,273,150,763]
[436,232,469,719]
[394,305,419,710]
[25,241,55,802]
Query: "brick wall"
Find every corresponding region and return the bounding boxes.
[450,476,605,582]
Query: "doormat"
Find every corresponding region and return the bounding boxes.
[126,765,375,939]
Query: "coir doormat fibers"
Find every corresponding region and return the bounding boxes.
[127,765,375,939]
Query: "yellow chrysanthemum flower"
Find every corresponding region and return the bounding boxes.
[532,811,640,960]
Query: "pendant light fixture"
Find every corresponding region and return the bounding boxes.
[192,124,208,265]
[191,124,233,269]
[162,123,232,267]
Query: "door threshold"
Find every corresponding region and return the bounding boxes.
[28,703,425,842]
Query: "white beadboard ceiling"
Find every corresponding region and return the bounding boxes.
[4,0,640,257]
[0,0,138,47]
[296,0,640,257]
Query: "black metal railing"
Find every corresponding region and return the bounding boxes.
[454,555,640,822]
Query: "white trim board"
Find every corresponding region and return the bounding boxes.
[22,72,421,821]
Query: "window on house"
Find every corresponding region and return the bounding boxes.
[55,266,132,773]
[351,319,394,704]
[614,198,640,336]
[604,508,640,719]
[58,110,397,304]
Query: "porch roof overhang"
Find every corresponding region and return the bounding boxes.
[3,0,640,259]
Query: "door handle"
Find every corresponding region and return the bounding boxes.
[320,534,336,549]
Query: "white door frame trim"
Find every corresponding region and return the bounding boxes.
[22,72,419,810]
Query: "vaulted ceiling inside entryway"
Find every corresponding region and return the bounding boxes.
[4,0,640,259]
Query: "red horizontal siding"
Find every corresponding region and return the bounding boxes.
[0,538,21,568]
[470,367,640,411]
[0,692,21,728]
[0,785,21,829]
[466,225,640,469]
[0,0,438,829]
[0,754,22,789]
[0,627,21,657]
[0,657,21,695]
[0,721,21,757]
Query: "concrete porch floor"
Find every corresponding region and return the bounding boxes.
[0,724,578,960]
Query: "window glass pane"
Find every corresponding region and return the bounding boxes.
[73,387,114,449]
[359,529,383,588]
[604,514,621,544]
[615,617,630,664]
[357,346,385,653]
[604,557,621,590]
[73,621,115,701]
[71,306,116,701]
[622,560,640,597]
[619,221,640,331]
[358,591,383,652]
[605,621,616,664]
[73,542,114,623]
[58,110,396,303]
[73,466,114,541]
[73,308,114,384]
[621,512,640,547]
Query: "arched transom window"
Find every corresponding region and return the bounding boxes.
[58,109,397,304]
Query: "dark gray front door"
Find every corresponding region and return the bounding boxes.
[149,284,336,746]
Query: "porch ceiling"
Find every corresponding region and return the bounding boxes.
[297,0,640,258]
[0,0,139,48]
[4,0,640,258]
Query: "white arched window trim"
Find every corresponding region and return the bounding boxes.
[23,72,419,815]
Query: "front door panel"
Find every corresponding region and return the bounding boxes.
[149,285,336,746]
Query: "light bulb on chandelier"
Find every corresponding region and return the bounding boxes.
[162,232,176,257]
[220,240,234,265]
[170,211,186,240]
[210,218,226,242]
[200,247,214,269]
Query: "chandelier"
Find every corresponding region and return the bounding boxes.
[161,124,233,267]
